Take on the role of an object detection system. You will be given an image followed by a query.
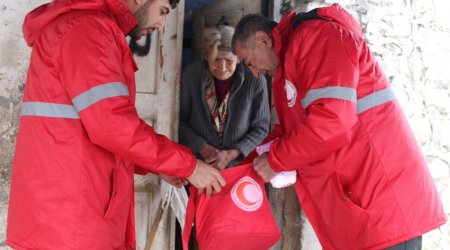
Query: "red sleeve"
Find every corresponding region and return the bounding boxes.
[263,123,284,143]
[240,123,283,164]
[134,166,154,176]
[59,17,195,178]
[269,21,361,171]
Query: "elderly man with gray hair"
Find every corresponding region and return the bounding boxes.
[231,4,446,250]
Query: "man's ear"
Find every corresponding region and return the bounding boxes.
[255,31,272,48]
[126,0,144,12]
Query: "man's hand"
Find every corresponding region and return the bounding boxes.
[213,149,240,170]
[160,174,188,188]
[253,153,277,182]
[198,144,219,164]
[187,160,226,197]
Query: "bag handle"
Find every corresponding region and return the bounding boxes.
[182,187,197,250]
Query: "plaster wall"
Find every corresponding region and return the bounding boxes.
[293,0,450,249]
[0,0,48,247]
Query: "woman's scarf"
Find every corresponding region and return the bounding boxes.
[203,71,231,144]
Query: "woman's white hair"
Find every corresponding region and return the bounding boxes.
[202,25,235,62]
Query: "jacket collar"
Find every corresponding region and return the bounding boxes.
[105,0,137,36]
[272,10,297,62]
[271,4,363,61]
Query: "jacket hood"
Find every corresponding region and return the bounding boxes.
[316,4,362,37]
[273,4,362,57]
[23,0,137,46]
[272,10,296,60]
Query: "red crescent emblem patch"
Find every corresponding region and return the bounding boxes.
[231,176,263,211]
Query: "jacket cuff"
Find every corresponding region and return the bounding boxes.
[267,141,287,172]
[183,156,197,179]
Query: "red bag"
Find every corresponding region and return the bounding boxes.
[182,163,281,250]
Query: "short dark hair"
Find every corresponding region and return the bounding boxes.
[169,0,180,9]
[231,14,278,53]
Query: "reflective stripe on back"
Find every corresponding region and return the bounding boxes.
[72,82,129,112]
[301,86,396,114]
[301,86,357,108]
[20,102,80,119]
[357,87,396,114]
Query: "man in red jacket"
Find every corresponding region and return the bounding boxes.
[7,0,225,249]
[232,4,446,250]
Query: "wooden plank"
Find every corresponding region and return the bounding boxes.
[133,0,185,249]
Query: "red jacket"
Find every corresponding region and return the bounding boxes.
[267,5,446,249]
[7,0,196,249]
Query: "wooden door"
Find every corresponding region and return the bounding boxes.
[191,0,263,61]
[190,1,305,250]
[133,1,186,249]
[267,1,319,249]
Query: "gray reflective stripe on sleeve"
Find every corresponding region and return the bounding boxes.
[357,86,396,114]
[72,82,129,112]
[300,85,396,114]
[301,86,357,108]
[20,102,80,119]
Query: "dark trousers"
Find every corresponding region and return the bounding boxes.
[385,236,422,250]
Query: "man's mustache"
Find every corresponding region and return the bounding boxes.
[129,34,152,57]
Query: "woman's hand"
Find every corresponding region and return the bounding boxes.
[214,149,240,170]
[198,143,219,164]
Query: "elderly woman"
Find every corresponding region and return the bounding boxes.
[179,25,270,169]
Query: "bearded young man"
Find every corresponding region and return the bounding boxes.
[232,4,446,250]
[7,0,225,249]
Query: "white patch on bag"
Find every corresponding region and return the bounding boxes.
[231,176,263,211]
[285,79,297,108]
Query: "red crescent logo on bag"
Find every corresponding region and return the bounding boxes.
[230,176,263,211]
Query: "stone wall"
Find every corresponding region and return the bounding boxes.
[0,0,46,247]
[0,0,449,249]
[292,0,450,249]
